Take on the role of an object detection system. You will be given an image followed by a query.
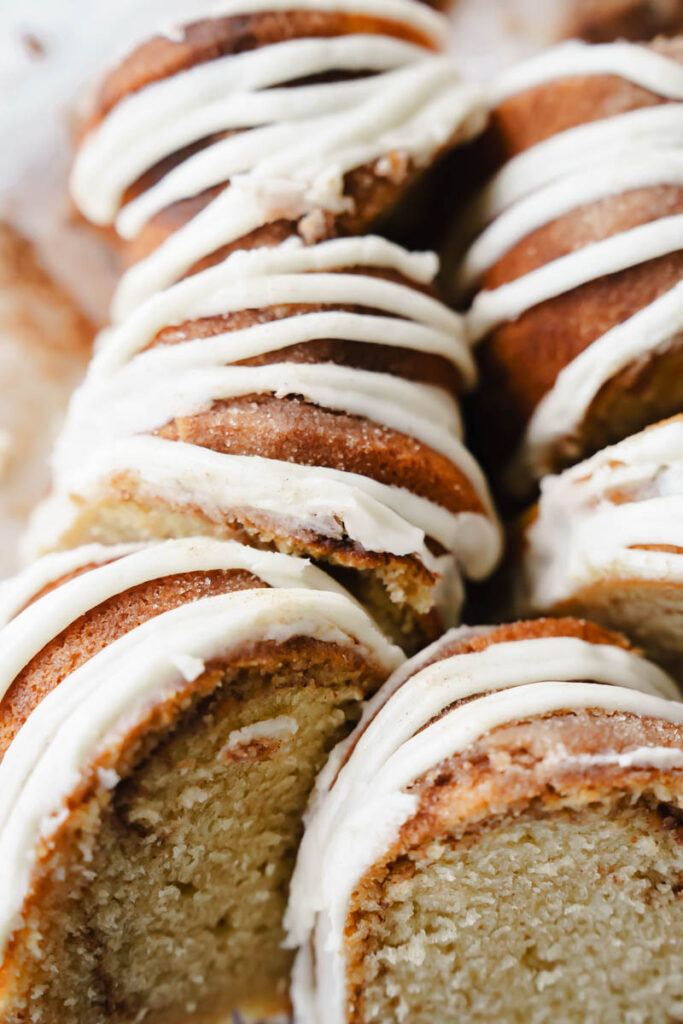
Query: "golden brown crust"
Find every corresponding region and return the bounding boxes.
[80,10,469,262]
[125,150,460,268]
[87,10,438,129]
[154,393,484,517]
[83,9,447,258]
[399,616,634,691]
[475,252,683,467]
[333,618,635,778]
[483,185,683,290]
[483,40,681,166]
[437,616,632,660]
[54,479,444,653]
[565,2,683,43]
[410,710,683,834]
[0,569,267,763]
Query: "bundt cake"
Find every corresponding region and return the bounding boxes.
[517,416,683,681]
[288,617,683,1024]
[0,537,402,1022]
[451,37,683,492]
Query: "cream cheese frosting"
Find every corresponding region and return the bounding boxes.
[89,236,471,376]
[285,629,683,1024]
[0,540,403,957]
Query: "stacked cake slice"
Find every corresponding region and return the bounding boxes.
[0,2,501,1021]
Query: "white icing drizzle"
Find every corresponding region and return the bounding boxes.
[0,537,356,704]
[74,36,432,226]
[510,281,683,485]
[51,11,499,613]
[466,213,683,343]
[285,632,682,1024]
[0,584,403,956]
[462,105,683,238]
[489,39,683,105]
[0,543,142,626]
[454,40,683,483]
[55,361,467,469]
[27,435,503,584]
[523,417,683,610]
[457,151,683,295]
[89,236,471,378]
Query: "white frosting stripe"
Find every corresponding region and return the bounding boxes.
[0,543,142,627]
[0,586,403,955]
[30,436,503,581]
[524,418,683,608]
[55,361,471,468]
[55,15,499,601]
[42,234,499,588]
[0,538,357,703]
[489,39,683,105]
[69,0,484,313]
[466,213,683,343]
[456,41,683,478]
[74,35,430,224]
[89,236,455,372]
[457,151,683,294]
[286,633,683,1024]
[511,282,683,483]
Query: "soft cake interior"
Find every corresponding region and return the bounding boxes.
[3,643,372,1024]
[351,798,683,1024]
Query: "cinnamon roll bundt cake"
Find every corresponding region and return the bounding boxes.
[0,538,401,1023]
[26,0,501,652]
[452,36,683,493]
[288,617,683,1024]
[518,416,683,682]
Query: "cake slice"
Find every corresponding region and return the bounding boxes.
[0,537,402,1023]
[288,617,683,1024]
[517,416,683,681]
